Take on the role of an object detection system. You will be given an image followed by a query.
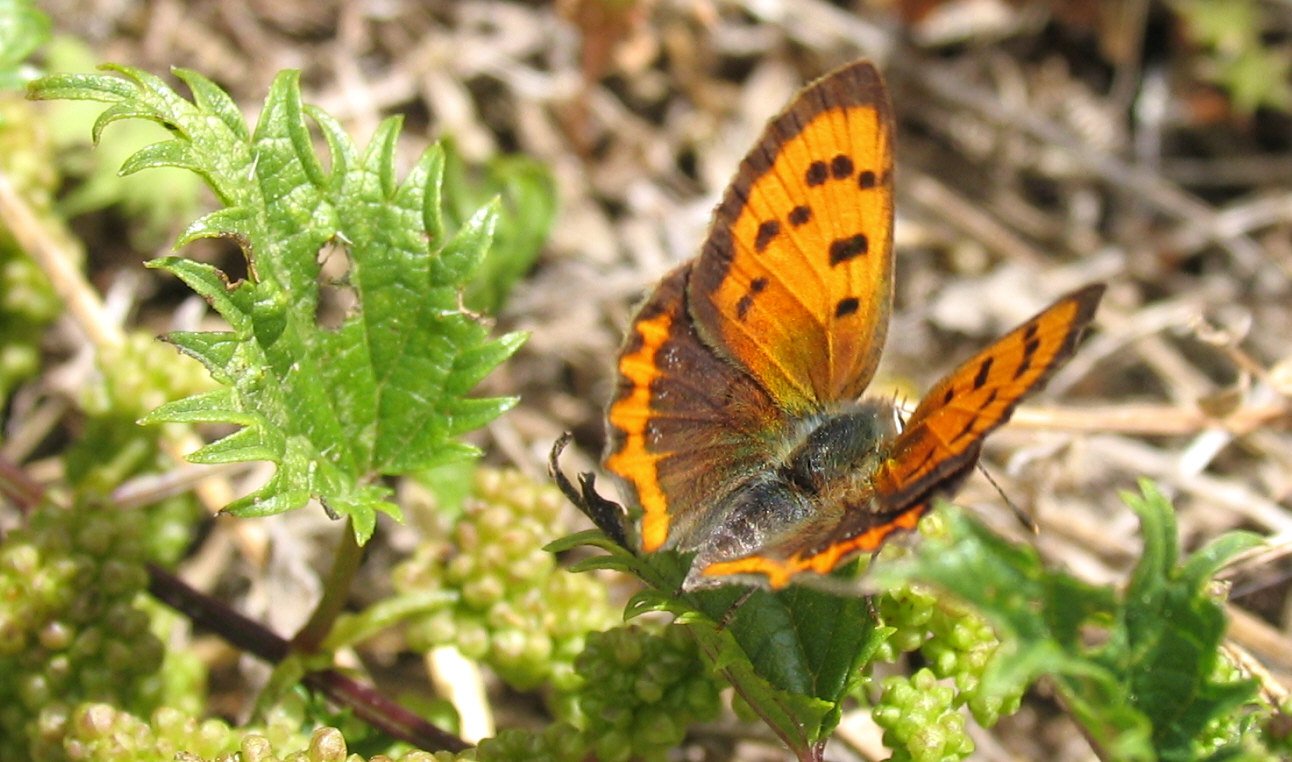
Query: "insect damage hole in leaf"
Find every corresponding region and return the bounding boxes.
[314,240,357,331]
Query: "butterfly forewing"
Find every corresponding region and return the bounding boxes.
[873,284,1105,510]
[689,61,895,415]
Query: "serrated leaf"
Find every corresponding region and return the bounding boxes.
[879,486,1262,761]
[139,387,247,424]
[1181,530,1263,590]
[683,608,844,754]
[185,425,281,464]
[33,65,529,541]
[174,68,249,140]
[446,332,529,394]
[159,332,240,382]
[440,395,519,438]
[559,528,882,755]
[27,71,133,103]
[175,206,256,248]
[146,258,250,332]
[119,139,202,175]
[688,583,876,746]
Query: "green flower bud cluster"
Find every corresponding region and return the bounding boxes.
[0,244,60,399]
[60,704,372,762]
[920,597,1019,727]
[394,468,616,691]
[468,723,584,762]
[863,546,1023,759]
[65,330,212,518]
[356,623,719,762]
[0,503,165,761]
[872,668,974,762]
[566,624,721,762]
[876,584,1019,722]
[82,332,215,422]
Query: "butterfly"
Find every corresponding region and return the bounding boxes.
[594,60,1103,591]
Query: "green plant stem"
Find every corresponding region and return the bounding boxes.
[292,516,365,654]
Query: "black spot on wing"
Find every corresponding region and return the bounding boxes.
[1014,337,1041,380]
[806,161,829,187]
[788,205,812,227]
[858,170,877,189]
[835,297,859,318]
[973,357,993,390]
[829,234,868,265]
[830,154,854,179]
[733,278,770,323]
[755,220,780,253]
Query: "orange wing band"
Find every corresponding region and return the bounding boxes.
[699,505,925,589]
[605,290,679,552]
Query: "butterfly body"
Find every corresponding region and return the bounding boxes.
[678,401,903,587]
[603,60,1104,590]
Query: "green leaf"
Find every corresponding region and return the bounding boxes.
[30,66,525,542]
[1117,481,1264,760]
[703,584,879,746]
[556,528,884,756]
[878,485,1264,761]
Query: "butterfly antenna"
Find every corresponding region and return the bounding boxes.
[976,462,1040,535]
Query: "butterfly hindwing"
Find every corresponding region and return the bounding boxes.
[605,263,789,553]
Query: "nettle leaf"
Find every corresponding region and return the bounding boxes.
[29,66,525,542]
[554,529,884,758]
[685,583,880,753]
[877,484,1264,761]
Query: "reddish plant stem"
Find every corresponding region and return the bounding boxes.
[146,563,469,753]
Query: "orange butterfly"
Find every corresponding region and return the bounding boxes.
[600,60,1103,590]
